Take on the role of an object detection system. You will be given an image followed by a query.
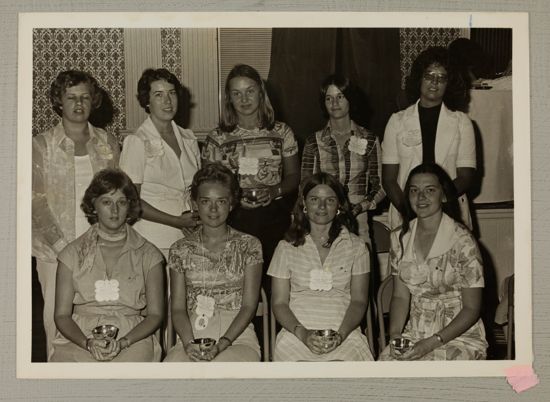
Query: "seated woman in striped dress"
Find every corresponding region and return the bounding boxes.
[268,172,374,361]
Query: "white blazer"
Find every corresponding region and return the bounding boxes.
[382,100,476,229]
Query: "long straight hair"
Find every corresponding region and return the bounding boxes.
[219,64,275,132]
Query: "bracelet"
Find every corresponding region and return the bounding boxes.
[272,186,283,200]
[85,338,93,352]
[433,333,445,344]
[219,336,233,346]
[293,324,304,336]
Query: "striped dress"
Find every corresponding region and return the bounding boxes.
[267,229,374,361]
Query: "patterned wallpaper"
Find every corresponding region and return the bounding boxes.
[399,28,462,88]
[161,28,183,81]
[32,28,126,138]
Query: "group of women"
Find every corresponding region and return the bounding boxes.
[32,45,488,363]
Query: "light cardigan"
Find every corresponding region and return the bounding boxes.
[32,122,120,262]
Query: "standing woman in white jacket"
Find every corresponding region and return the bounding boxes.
[120,68,201,258]
[381,46,476,230]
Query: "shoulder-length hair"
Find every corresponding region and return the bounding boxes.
[136,68,185,114]
[49,70,103,117]
[285,172,358,247]
[319,74,364,123]
[190,162,241,208]
[219,64,275,132]
[81,168,142,225]
[405,46,471,112]
[398,163,462,256]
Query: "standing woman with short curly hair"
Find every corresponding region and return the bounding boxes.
[32,70,120,360]
[382,46,476,230]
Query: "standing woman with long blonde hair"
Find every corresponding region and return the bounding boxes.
[202,64,300,288]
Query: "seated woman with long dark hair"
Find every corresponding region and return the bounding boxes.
[268,172,373,361]
[379,163,487,361]
[50,169,164,362]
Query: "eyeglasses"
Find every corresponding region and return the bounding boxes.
[422,72,448,84]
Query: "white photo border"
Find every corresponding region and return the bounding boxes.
[17,11,531,379]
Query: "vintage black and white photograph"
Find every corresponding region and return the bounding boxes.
[17,12,530,378]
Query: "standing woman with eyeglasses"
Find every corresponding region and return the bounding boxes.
[381,46,475,230]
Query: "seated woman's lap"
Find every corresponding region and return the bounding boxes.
[163,342,260,362]
[50,336,158,362]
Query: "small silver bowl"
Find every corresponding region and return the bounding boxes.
[92,324,119,341]
[192,338,216,355]
[391,337,412,352]
[313,329,339,348]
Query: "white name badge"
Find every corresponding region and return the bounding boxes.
[309,268,333,291]
[94,279,120,302]
[194,294,216,330]
[238,156,259,175]
[348,136,368,155]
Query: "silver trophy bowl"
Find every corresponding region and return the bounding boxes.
[92,324,119,345]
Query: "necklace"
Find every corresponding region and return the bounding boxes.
[97,226,127,242]
[194,227,230,330]
[309,231,330,247]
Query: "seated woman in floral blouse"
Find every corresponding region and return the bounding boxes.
[379,163,487,361]
[164,163,263,362]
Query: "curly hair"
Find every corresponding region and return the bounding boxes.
[81,168,142,225]
[398,162,462,258]
[219,64,275,132]
[136,68,185,114]
[49,70,103,117]
[285,172,358,247]
[405,46,471,112]
[190,162,241,208]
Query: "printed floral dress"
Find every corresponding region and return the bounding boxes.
[380,214,488,360]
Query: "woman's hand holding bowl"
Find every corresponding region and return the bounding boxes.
[86,338,111,361]
[241,188,271,209]
[394,336,437,360]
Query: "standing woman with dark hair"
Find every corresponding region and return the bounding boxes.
[382,46,476,230]
[379,163,487,361]
[302,74,385,246]
[202,64,300,286]
[50,169,164,362]
[120,68,201,258]
[32,70,120,359]
[268,172,373,361]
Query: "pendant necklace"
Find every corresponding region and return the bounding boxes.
[194,227,230,331]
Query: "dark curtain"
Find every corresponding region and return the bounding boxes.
[267,28,401,147]
[471,28,512,77]
[340,28,401,139]
[267,28,338,148]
